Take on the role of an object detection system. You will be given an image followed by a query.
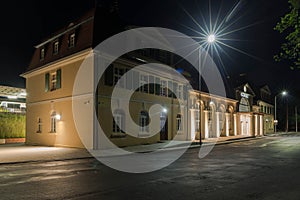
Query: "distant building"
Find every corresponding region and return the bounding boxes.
[255,85,274,134]
[0,85,26,113]
[21,6,273,149]
[235,83,274,135]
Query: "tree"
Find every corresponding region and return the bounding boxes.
[274,0,300,69]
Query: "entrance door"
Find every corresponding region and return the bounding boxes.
[240,115,250,135]
[160,113,168,140]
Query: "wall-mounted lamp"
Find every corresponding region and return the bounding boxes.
[55,114,61,120]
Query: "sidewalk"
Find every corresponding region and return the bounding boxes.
[0,135,261,164]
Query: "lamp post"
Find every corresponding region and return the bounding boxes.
[286,100,289,133]
[198,33,217,145]
[274,90,287,133]
[198,48,202,145]
[296,106,298,132]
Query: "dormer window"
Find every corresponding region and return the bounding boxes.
[40,48,45,60]
[68,33,75,48]
[53,41,59,54]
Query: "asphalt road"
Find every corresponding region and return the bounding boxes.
[1,135,300,200]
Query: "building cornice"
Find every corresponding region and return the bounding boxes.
[190,90,238,104]
[21,48,93,78]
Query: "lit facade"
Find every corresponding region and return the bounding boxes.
[21,8,273,149]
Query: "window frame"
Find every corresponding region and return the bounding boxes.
[50,113,57,133]
[139,111,149,134]
[68,33,76,48]
[53,41,59,55]
[176,114,183,132]
[139,73,149,93]
[40,48,45,60]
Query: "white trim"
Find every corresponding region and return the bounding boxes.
[27,93,93,106]
[21,48,92,78]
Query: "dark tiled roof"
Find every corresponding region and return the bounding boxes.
[26,7,124,73]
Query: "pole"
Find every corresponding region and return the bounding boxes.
[296,106,298,132]
[274,96,277,133]
[199,48,202,145]
[286,100,289,132]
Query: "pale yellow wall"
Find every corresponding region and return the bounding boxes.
[97,85,183,147]
[27,61,81,103]
[25,51,91,148]
[26,100,83,147]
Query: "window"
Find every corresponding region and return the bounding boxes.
[113,113,124,133]
[68,33,75,48]
[176,114,182,132]
[40,48,45,60]
[51,72,57,91]
[53,41,59,54]
[50,112,57,133]
[160,79,167,97]
[113,67,125,87]
[140,74,148,93]
[208,109,212,121]
[178,84,183,99]
[111,110,126,138]
[37,118,42,133]
[45,69,61,92]
[139,111,149,133]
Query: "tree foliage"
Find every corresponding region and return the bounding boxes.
[274,0,300,69]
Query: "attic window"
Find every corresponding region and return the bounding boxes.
[40,48,45,60]
[53,41,59,54]
[68,33,75,48]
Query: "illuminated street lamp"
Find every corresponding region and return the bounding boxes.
[274,90,287,133]
[207,34,216,43]
[198,33,217,145]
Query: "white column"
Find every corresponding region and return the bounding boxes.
[259,115,264,136]
[216,112,220,137]
[225,113,230,137]
[233,113,237,136]
[204,110,209,139]
[189,109,195,140]
[182,105,188,140]
[254,114,258,136]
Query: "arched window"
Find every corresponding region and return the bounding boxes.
[50,112,57,133]
[195,102,200,131]
[112,110,125,134]
[176,114,182,132]
[139,111,149,133]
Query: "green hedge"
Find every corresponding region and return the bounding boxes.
[0,112,25,139]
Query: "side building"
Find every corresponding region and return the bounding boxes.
[0,85,26,113]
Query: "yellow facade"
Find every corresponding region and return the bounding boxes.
[23,49,92,148]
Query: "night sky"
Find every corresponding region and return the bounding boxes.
[0,0,299,104]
